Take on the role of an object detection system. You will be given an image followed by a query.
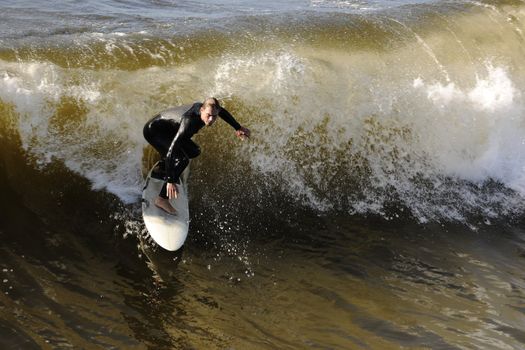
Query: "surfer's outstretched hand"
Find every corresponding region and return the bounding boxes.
[167,182,179,199]
[235,126,251,140]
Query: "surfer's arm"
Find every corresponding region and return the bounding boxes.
[165,117,191,183]
[219,108,241,130]
[219,108,251,140]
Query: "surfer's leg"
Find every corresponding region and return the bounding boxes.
[182,139,201,159]
[159,182,169,199]
[164,139,198,187]
[169,155,190,184]
[155,153,188,215]
[160,140,198,194]
[157,151,188,199]
[154,196,176,215]
[144,119,179,214]
[143,118,177,160]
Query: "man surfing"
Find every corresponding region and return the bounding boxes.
[143,97,250,214]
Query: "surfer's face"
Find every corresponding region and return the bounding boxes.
[200,106,219,126]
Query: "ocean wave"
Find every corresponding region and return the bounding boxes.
[1,0,525,224]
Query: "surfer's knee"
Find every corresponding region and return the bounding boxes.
[186,146,200,159]
[174,156,189,168]
[181,140,200,159]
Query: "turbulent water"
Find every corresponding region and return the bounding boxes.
[1,0,525,348]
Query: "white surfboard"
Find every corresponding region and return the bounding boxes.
[142,162,190,251]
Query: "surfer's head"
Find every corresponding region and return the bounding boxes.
[200,97,221,126]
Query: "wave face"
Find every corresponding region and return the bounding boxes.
[1,0,525,225]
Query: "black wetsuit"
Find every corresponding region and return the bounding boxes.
[143,102,241,198]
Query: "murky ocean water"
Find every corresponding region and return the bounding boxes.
[1,0,525,348]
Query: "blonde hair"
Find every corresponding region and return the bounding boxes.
[202,97,221,110]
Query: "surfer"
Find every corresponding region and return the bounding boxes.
[143,97,250,214]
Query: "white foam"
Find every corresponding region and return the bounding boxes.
[0,59,157,203]
[204,40,525,222]
[212,51,306,98]
[0,62,60,146]
[413,63,524,187]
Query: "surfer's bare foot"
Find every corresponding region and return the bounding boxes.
[154,197,176,215]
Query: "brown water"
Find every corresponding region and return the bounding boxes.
[3,171,525,348]
[1,133,525,348]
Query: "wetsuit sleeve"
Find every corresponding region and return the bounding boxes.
[165,117,192,183]
[219,108,242,131]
